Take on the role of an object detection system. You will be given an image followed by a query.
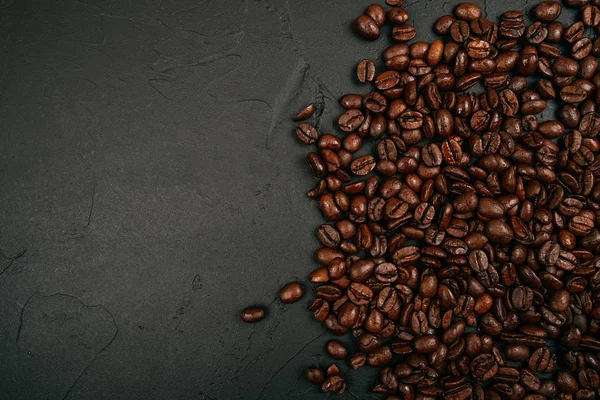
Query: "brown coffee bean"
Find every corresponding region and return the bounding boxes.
[451,20,471,42]
[295,103,316,121]
[435,15,456,35]
[338,109,364,132]
[366,4,386,26]
[241,307,265,323]
[583,5,600,26]
[357,59,376,83]
[280,282,304,304]
[392,24,416,42]
[326,340,348,360]
[534,1,562,22]
[356,15,380,40]
[296,123,318,144]
[375,71,400,90]
[471,353,498,380]
[351,155,376,176]
[454,3,482,21]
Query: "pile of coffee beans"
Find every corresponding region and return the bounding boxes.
[245,0,600,397]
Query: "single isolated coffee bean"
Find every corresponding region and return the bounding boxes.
[241,307,265,323]
[279,282,304,304]
[295,103,316,121]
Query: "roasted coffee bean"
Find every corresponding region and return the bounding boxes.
[306,367,325,384]
[375,71,400,90]
[351,155,376,176]
[389,7,409,24]
[534,1,562,22]
[471,353,498,380]
[280,282,304,304]
[392,24,417,42]
[295,103,316,121]
[435,15,456,35]
[338,109,364,132]
[356,15,380,40]
[582,5,600,26]
[326,340,348,359]
[296,123,318,144]
[366,4,386,26]
[357,59,376,83]
[321,375,346,394]
[451,20,471,42]
[241,307,265,323]
[454,3,482,21]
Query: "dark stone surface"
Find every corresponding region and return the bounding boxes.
[0,0,552,399]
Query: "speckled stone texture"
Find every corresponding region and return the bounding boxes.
[0,0,559,399]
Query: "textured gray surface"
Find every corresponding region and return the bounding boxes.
[0,0,539,399]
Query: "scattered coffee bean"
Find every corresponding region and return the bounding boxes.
[356,15,380,40]
[295,103,316,121]
[357,59,376,83]
[240,307,265,323]
[295,123,318,144]
[326,340,349,359]
[279,282,304,304]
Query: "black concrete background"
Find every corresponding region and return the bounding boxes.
[0,0,560,399]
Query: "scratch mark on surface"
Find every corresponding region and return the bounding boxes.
[0,248,27,275]
[255,330,326,400]
[31,293,119,400]
[147,79,171,100]
[15,291,38,344]
[198,391,217,400]
[83,175,96,229]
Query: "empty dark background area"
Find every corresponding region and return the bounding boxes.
[0,0,552,399]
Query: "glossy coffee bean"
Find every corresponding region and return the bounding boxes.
[356,15,380,40]
[280,282,304,304]
[241,307,265,323]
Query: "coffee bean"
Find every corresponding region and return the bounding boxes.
[582,5,600,26]
[326,339,348,359]
[295,123,318,144]
[414,334,440,353]
[471,353,498,380]
[357,59,376,83]
[351,155,376,176]
[338,109,364,133]
[392,24,416,42]
[500,11,525,39]
[389,7,409,24]
[435,15,456,35]
[366,4,386,26]
[356,15,380,40]
[534,1,562,22]
[295,103,316,121]
[450,20,470,42]
[348,353,367,370]
[279,282,304,304]
[375,71,400,90]
[241,307,265,323]
[306,367,325,384]
[454,3,482,21]
[321,375,346,394]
